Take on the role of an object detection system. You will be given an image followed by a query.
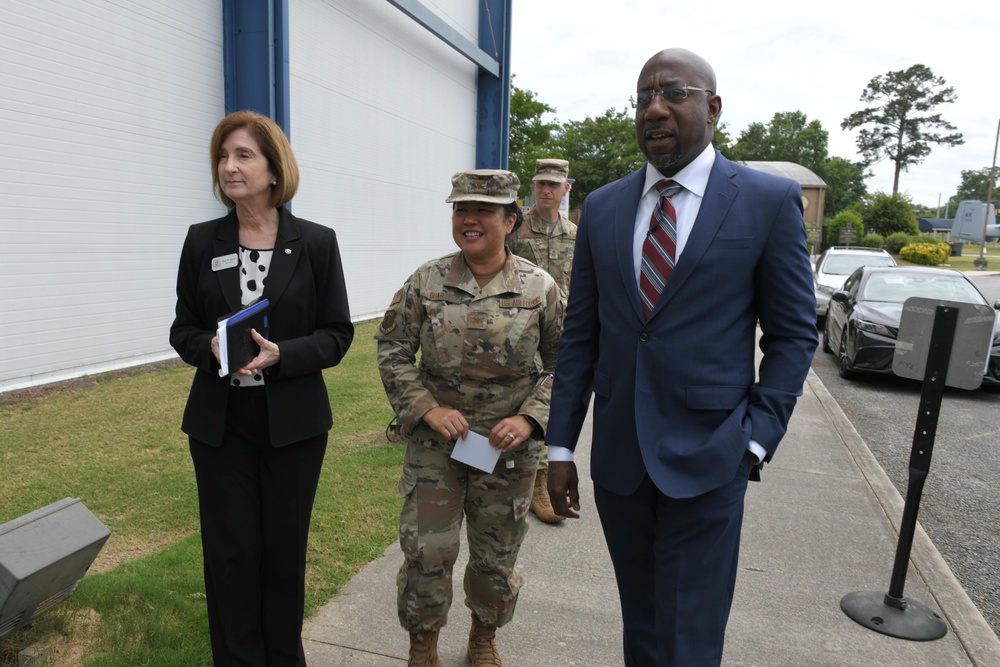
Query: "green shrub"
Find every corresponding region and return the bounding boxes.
[900,241,950,265]
[826,210,864,247]
[885,232,916,254]
[857,191,920,237]
[859,233,885,248]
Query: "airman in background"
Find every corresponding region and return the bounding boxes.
[507,158,577,523]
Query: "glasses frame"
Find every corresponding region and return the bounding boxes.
[630,84,714,109]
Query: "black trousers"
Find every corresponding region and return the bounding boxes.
[189,386,327,667]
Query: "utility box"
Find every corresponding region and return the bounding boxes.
[950,201,1000,243]
[0,498,110,639]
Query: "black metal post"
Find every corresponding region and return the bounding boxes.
[885,305,956,604]
[841,305,956,640]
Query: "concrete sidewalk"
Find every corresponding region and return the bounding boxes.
[301,368,1000,665]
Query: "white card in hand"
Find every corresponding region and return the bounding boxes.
[451,431,502,473]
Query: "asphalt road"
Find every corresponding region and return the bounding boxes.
[810,274,1000,638]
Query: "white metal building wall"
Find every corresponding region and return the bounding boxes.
[0,0,483,390]
[290,0,480,320]
[0,0,225,391]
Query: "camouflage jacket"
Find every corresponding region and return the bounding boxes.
[506,208,577,298]
[375,251,563,451]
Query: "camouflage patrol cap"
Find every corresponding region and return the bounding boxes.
[533,158,569,184]
[445,169,520,204]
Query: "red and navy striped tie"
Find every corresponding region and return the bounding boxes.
[639,179,682,318]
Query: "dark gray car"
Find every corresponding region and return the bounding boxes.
[823,265,1000,387]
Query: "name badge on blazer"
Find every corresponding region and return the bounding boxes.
[211,253,239,271]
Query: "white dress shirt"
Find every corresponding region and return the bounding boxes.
[548,144,767,468]
[631,144,715,283]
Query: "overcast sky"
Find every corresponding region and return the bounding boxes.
[510,0,997,214]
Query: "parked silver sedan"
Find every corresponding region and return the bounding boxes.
[814,247,896,321]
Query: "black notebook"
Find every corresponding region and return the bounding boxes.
[216,298,271,377]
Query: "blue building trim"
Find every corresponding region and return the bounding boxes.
[222,0,290,139]
[385,0,499,76]
[476,0,511,169]
[222,0,509,163]
[385,0,511,169]
[273,0,290,134]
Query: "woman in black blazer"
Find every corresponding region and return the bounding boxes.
[170,110,353,666]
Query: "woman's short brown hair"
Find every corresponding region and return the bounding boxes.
[209,110,299,209]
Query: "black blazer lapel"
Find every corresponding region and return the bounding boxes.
[213,210,242,312]
[263,207,303,308]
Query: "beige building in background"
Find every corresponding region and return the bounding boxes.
[743,161,827,226]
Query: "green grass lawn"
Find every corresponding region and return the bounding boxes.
[0,319,400,667]
[928,251,1000,271]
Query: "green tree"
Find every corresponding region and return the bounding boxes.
[729,111,829,170]
[842,64,964,194]
[556,107,644,209]
[947,167,998,212]
[818,157,868,217]
[726,111,868,217]
[712,120,733,157]
[857,191,920,237]
[509,80,560,199]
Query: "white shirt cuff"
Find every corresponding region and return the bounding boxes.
[549,443,763,465]
[547,445,574,462]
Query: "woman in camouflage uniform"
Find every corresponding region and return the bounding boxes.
[375,170,563,667]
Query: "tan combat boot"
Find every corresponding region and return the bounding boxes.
[468,614,504,667]
[408,629,442,667]
[530,468,564,523]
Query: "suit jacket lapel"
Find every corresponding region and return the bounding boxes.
[214,210,242,312]
[614,168,648,321]
[648,155,739,320]
[264,207,302,307]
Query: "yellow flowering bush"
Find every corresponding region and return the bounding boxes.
[900,241,950,266]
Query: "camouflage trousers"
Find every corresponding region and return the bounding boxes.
[537,446,548,471]
[396,440,541,634]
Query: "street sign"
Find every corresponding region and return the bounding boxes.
[838,227,858,244]
[893,298,995,390]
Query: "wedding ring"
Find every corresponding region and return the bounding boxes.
[506,433,515,440]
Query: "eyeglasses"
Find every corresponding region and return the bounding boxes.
[630,85,714,109]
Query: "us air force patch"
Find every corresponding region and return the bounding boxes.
[379,310,397,334]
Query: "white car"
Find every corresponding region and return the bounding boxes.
[814,247,896,321]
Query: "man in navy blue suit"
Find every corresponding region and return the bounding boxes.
[546,48,817,665]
